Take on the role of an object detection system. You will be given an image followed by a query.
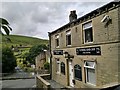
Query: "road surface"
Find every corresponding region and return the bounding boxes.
[2,79,36,88]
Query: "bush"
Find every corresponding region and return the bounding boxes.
[23,67,34,72]
[2,47,17,73]
[44,62,49,70]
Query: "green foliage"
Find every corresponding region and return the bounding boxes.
[1,34,48,72]
[44,62,50,70]
[2,47,17,73]
[2,35,48,47]
[26,44,48,64]
[0,18,12,35]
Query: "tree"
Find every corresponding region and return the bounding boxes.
[0,18,12,35]
[26,44,48,64]
[2,47,17,73]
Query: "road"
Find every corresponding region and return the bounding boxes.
[2,79,36,88]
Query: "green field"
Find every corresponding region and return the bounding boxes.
[2,34,48,47]
[1,34,49,71]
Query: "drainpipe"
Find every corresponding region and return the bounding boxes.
[118,4,120,83]
[48,32,52,79]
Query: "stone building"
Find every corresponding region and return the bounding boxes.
[48,2,120,88]
[35,50,50,71]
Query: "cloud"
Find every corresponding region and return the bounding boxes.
[1,1,110,39]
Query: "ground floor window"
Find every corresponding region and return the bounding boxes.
[84,61,96,85]
[61,62,65,75]
[74,64,82,81]
[56,59,60,73]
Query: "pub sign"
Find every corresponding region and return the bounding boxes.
[76,46,101,55]
[53,50,63,55]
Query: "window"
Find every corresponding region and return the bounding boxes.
[55,35,59,47]
[66,30,71,46]
[61,62,65,75]
[56,59,60,73]
[83,22,93,43]
[84,61,96,85]
[74,64,82,81]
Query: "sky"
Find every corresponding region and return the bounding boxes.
[1,0,113,40]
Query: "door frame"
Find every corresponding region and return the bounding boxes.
[67,59,74,87]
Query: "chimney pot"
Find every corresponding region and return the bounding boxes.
[69,10,77,22]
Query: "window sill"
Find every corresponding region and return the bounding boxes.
[66,45,72,47]
[82,42,94,46]
[84,42,93,44]
[56,46,60,48]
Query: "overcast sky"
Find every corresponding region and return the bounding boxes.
[1,0,113,40]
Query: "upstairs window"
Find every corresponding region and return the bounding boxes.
[74,64,82,81]
[61,62,65,75]
[83,22,93,43]
[55,35,59,48]
[66,30,71,46]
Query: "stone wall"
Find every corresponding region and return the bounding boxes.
[36,74,50,89]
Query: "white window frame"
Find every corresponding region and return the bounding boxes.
[84,61,95,69]
[83,22,93,44]
[84,61,96,86]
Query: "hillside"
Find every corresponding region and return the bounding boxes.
[2,35,48,47]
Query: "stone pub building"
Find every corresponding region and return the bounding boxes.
[36,2,120,89]
[48,2,120,88]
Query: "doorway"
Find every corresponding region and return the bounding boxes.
[68,60,74,87]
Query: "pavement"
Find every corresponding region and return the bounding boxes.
[46,80,66,89]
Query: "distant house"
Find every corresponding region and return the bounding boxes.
[35,50,50,71]
[37,1,120,89]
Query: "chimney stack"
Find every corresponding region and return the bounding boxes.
[69,10,77,22]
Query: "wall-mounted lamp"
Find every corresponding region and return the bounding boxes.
[101,15,112,28]
[101,15,111,23]
[63,51,74,59]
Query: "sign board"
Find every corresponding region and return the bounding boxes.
[53,50,63,55]
[76,46,101,55]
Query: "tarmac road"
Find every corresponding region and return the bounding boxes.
[2,79,36,88]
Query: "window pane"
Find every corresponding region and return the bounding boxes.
[67,34,71,45]
[56,59,60,73]
[87,68,96,85]
[74,65,82,81]
[56,38,59,47]
[83,22,92,29]
[85,28,93,42]
[61,62,65,75]
[57,63,60,72]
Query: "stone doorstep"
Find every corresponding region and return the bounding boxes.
[46,80,66,88]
